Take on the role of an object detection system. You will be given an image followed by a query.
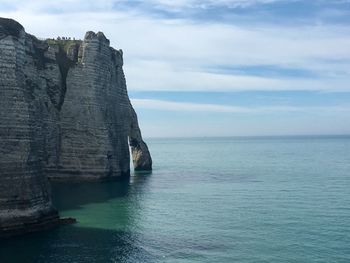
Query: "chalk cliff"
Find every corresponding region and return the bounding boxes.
[46,30,153,179]
[0,18,152,237]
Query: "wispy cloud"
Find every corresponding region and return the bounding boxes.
[1,1,350,93]
[126,60,350,92]
[144,0,287,9]
[131,98,350,113]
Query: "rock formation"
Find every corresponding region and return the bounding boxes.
[0,18,60,237]
[129,109,153,171]
[46,31,152,179]
[0,17,152,237]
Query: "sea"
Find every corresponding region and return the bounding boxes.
[1,136,350,262]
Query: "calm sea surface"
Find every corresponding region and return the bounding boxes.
[1,136,350,262]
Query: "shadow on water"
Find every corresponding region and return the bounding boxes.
[0,221,220,263]
[0,225,157,263]
[51,171,153,211]
[51,179,131,211]
[0,172,155,263]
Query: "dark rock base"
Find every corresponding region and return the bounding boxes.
[0,210,62,239]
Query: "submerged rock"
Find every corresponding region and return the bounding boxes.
[0,17,152,237]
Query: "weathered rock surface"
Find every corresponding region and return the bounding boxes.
[0,17,151,236]
[129,108,152,170]
[0,17,60,237]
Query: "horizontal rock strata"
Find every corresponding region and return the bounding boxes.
[0,17,60,237]
[0,17,152,237]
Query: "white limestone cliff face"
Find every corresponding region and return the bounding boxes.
[0,17,152,236]
[0,18,60,237]
[46,31,152,179]
[129,108,153,171]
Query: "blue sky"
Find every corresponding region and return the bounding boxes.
[1,0,350,137]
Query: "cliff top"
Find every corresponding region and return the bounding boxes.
[0,17,24,38]
[0,17,123,68]
[45,38,83,53]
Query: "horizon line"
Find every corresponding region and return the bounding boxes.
[143,134,350,139]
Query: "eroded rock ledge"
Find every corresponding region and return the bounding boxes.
[0,17,152,237]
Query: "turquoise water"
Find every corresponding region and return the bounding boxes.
[1,136,350,262]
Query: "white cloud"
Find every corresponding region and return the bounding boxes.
[141,0,294,9]
[125,60,350,92]
[1,1,350,92]
[132,98,255,112]
[0,0,296,12]
[131,98,350,113]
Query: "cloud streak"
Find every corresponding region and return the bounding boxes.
[131,98,350,113]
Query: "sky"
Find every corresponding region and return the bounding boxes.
[1,0,350,137]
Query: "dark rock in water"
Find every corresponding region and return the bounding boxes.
[0,17,152,237]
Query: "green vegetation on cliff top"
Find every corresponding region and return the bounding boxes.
[45,39,82,53]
